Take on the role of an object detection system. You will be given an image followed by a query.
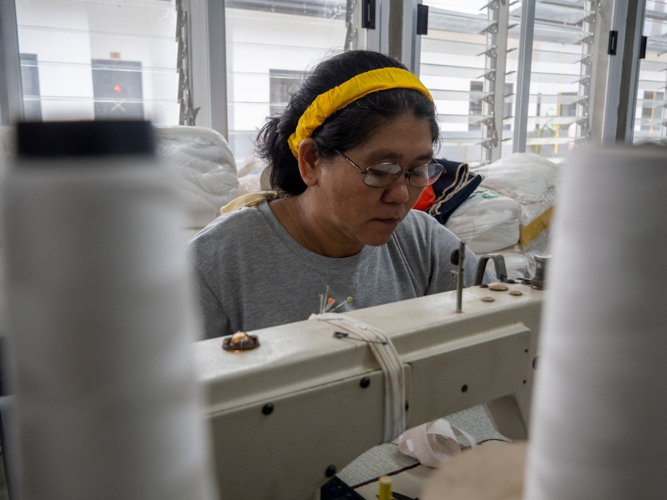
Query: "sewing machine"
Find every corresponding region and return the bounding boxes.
[194,281,544,499]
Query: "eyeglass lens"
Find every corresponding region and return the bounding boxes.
[364,162,443,188]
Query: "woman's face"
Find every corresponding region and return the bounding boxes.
[313,114,434,248]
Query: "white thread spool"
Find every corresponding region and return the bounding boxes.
[524,145,667,500]
[3,122,217,500]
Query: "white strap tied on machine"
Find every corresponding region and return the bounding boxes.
[313,313,405,443]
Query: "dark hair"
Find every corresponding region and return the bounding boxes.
[256,50,440,196]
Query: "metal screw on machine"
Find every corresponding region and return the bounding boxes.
[532,255,551,290]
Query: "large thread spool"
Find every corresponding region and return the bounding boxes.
[2,122,217,500]
[524,145,667,499]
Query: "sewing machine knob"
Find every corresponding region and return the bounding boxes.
[532,255,551,290]
[222,332,260,351]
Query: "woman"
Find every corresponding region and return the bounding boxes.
[187,50,486,339]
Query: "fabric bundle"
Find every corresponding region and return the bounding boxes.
[393,419,477,468]
[474,153,558,253]
[420,153,559,279]
[155,126,239,229]
[237,154,269,196]
[413,185,436,211]
[425,159,482,224]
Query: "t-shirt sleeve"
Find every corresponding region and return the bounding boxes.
[425,219,495,295]
[192,266,234,339]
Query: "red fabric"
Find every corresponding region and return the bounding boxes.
[413,185,435,211]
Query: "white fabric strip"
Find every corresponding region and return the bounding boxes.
[393,419,478,468]
[314,313,406,443]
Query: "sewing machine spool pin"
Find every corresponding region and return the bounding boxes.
[450,242,466,313]
[531,255,550,290]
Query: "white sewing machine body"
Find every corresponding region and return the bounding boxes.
[194,283,543,500]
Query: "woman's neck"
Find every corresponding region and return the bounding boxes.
[269,192,364,258]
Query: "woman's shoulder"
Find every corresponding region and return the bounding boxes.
[394,209,459,246]
[186,204,271,257]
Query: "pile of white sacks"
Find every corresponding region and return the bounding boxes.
[446,153,559,279]
[154,126,239,237]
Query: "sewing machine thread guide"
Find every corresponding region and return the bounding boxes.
[333,331,387,345]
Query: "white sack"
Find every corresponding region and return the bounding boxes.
[238,174,262,196]
[473,153,559,252]
[237,153,267,178]
[445,188,521,255]
[523,229,550,254]
[237,154,269,196]
[486,244,536,279]
[155,126,238,228]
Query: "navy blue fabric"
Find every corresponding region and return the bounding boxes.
[427,159,482,225]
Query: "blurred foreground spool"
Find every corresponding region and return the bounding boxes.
[2,122,217,500]
[524,146,667,500]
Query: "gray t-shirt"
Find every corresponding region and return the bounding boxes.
[187,201,486,339]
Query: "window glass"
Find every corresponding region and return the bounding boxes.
[225,1,347,165]
[20,53,43,121]
[269,69,305,116]
[635,1,667,144]
[419,0,494,166]
[507,0,594,163]
[420,0,593,164]
[468,81,484,132]
[14,0,179,124]
[92,60,145,120]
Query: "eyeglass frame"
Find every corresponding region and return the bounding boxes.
[333,149,443,189]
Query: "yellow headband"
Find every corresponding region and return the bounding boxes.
[287,67,433,158]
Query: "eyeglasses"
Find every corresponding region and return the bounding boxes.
[335,149,443,189]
